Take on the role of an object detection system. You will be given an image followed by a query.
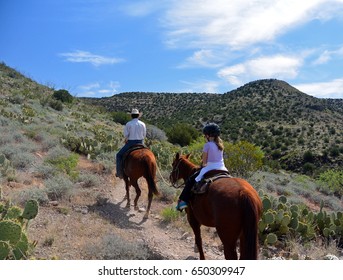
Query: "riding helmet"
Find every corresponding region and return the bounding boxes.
[203,123,220,137]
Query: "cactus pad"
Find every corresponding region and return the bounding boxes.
[265,233,277,245]
[0,241,10,260]
[4,206,22,220]
[21,200,39,220]
[12,232,29,259]
[0,220,22,245]
[262,197,272,211]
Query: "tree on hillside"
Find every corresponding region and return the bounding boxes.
[224,141,264,178]
[53,89,73,103]
[166,123,200,147]
[111,111,131,125]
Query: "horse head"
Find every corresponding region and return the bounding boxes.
[169,152,194,186]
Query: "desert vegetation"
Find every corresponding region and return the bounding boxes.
[0,62,342,260]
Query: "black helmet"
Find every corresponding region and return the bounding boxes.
[203,123,220,137]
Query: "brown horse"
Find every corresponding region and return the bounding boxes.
[123,148,159,219]
[170,153,262,260]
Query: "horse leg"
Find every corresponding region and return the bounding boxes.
[131,180,141,211]
[143,185,153,219]
[187,210,205,259]
[124,177,131,208]
[216,227,239,260]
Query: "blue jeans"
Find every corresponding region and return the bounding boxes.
[116,140,143,176]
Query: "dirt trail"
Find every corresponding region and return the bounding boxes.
[25,163,224,260]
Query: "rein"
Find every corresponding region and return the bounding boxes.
[156,163,173,187]
[170,157,197,189]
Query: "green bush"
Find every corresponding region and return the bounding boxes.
[45,175,73,200]
[45,147,79,179]
[160,207,181,223]
[92,234,150,260]
[224,140,264,178]
[303,150,314,163]
[166,123,199,147]
[303,162,315,175]
[318,169,343,198]
[53,89,73,103]
[111,111,130,125]
[49,99,63,111]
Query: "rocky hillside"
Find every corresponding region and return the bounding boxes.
[83,79,343,173]
[1,62,342,261]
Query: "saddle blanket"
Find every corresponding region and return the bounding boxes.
[192,171,232,194]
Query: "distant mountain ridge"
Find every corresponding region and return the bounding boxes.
[83,79,343,172]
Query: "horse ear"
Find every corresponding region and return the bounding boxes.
[175,152,180,160]
[186,153,191,159]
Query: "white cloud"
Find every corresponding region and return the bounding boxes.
[295,78,343,98]
[77,81,120,97]
[313,46,343,65]
[218,55,302,86]
[180,79,220,93]
[178,49,225,68]
[60,50,124,66]
[161,0,336,49]
[313,50,332,65]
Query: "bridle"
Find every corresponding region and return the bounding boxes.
[170,158,185,189]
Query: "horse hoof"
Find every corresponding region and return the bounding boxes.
[143,213,149,219]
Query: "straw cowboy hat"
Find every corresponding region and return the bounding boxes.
[129,108,143,117]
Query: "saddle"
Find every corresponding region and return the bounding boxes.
[191,170,232,194]
[121,144,147,173]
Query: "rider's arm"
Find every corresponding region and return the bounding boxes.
[201,152,208,167]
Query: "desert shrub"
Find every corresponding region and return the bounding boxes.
[157,179,176,202]
[328,145,340,158]
[13,187,49,206]
[271,149,282,160]
[0,141,38,170]
[95,155,115,175]
[146,124,167,142]
[111,111,130,125]
[160,207,181,223]
[45,147,79,179]
[149,141,179,170]
[166,123,199,147]
[49,99,63,111]
[224,140,264,178]
[77,172,101,188]
[92,234,150,260]
[303,162,315,175]
[11,151,36,170]
[317,169,343,198]
[34,164,57,179]
[303,150,315,163]
[45,175,73,200]
[52,89,73,103]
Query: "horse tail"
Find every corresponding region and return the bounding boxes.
[145,156,159,196]
[240,191,261,260]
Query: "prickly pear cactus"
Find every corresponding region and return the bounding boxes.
[12,232,29,259]
[0,220,22,245]
[3,206,22,220]
[0,241,10,260]
[21,199,39,220]
[265,233,278,245]
[0,199,39,259]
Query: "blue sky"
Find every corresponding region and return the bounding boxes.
[1,0,343,99]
